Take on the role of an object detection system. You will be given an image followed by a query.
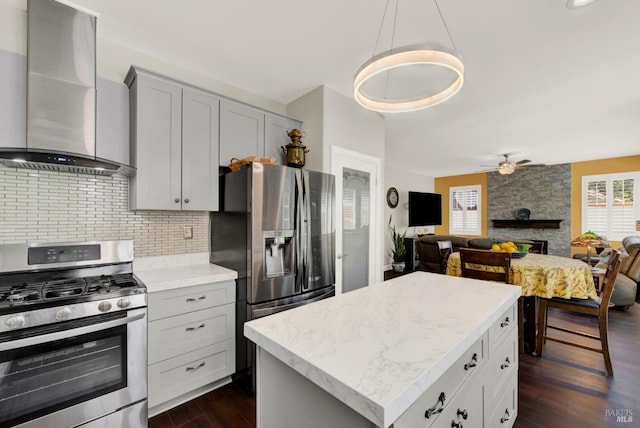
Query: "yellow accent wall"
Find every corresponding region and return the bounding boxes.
[433,155,640,250]
[434,173,488,237]
[571,155,640,252]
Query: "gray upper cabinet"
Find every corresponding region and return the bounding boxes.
[219,100,265,166]
[182,88,220,211]
[264,114,302,165]
[96,78,130,166]
[127,67,220,211]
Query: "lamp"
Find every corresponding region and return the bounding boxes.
[354,0,464,113]
[571,231,609,266]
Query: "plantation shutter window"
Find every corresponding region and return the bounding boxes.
[449,185,481,235]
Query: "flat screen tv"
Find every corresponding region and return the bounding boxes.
[408,191,442,226]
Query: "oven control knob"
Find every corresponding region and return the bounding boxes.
[5,315,26,329]
[117,298,131,309]
[98,301,112,312]
[55,307,72,321]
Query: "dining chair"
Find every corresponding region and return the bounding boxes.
[459,248,512,283]
[458,249,524,352]
[437,240,453,273]
[535,252,622,376]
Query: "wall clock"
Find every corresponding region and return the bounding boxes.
[386,187,399,208]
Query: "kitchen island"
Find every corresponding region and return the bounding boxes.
[244,271,521,428]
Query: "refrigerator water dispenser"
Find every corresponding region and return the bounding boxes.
[264,230,294,278]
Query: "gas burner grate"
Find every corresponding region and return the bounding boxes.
[111,274,138,288]
[43,279,86,299]
[0,284,41,304]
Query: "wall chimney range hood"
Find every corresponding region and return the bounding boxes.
[0,0,134,176]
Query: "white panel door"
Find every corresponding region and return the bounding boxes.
[332,146,382,294]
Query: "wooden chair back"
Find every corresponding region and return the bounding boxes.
[459,248,512,283]
[437,240,453,273]
[599,251,621,312]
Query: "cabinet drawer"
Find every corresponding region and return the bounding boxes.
[488,302,517,349]
[394,333,486,428]
[148,339,235,408]
[435,374,483,428]
[148,280,235,321]
[486,371,518,428]
[148,303,235,364]
[483,326,517,402]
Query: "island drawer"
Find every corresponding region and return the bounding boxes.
[486,370,517,428]
[148,303,235,364]
[148,280,235,321]
[148,338,235,408]
[394,333,487,428]
[488,301,517,349]
[434,374,483,428]
[482,325,517,402]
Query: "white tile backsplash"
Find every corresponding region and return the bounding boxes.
[0,165,209,257]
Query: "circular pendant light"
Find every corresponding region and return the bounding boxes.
[354,44,464,113]
[354,0,464,113]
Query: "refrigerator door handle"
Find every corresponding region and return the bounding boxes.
[301,170,312,291]
[295,170,305,293]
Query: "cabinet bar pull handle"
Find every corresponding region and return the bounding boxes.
[425,392,446,419]
[500,317,510,327]
[185,361,206,372]
[457,408,468,420]
[464,353,478,370]
[500,357,511,370]
[186,295,207,302]
[500,409,511,423]
[185,323,206,332]
[451,422,463,428]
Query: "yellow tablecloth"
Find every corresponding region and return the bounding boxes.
[446,252,597,299]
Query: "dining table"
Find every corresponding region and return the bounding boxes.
[446,252,598,353]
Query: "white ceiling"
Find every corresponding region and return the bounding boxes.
[10,0,640,176]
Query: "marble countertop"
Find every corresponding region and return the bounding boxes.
[244,271,521,428]
[134,252,237,293]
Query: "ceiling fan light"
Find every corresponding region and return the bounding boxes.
[498,164,515,175]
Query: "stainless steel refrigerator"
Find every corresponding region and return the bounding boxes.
[210,163,335,385]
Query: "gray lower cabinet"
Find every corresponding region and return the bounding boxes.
[265,113,302,164]
[126,67,220,211]
[219,99,265,166]
[147,281,236,416]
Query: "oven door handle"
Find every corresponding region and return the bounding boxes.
[0,309,146,351]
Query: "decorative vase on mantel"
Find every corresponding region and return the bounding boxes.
[392,261,406,273]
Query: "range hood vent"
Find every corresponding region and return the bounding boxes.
[0,152,134,176]
[1,0,135,177]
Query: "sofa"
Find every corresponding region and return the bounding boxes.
[609,235,640,310]
[415,235,494,273]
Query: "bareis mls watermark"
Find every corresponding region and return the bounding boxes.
[605,408,633,423]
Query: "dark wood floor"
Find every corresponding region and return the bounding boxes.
[149,304,639,428]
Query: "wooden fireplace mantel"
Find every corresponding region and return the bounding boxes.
[491,219,563,229]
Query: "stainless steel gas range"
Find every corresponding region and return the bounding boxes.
[0,240,147,428]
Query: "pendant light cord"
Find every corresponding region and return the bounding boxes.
[434,0,458,53]
[372,0,392,57]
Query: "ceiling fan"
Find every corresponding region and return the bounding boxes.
[480,154,546,175]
